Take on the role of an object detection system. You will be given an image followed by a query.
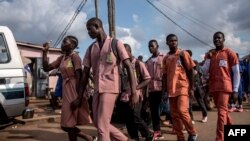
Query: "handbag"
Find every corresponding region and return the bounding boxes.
[54,73,63,97]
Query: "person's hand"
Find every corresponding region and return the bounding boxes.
[205,52,212,59]
[70,96,83,110]
[130,93,139,109]
[206,49,215,59]
[43,42,50,52]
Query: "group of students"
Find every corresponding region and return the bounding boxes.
[42,17,244,141]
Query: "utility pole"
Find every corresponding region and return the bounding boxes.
[95,0,99,18]
[111,0,116,38]
[108,0,116,38]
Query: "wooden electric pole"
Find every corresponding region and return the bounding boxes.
[95,0,99,18]
[108,0,116,38]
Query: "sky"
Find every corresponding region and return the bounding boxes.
[0,0,249,62]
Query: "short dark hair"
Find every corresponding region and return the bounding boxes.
[186,49,192,57]
[214,31,225,39]
[87,17,103,28]
[148,39,158,46]
[65,35,78,49]
[166,34,177,41]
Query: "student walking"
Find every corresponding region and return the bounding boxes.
[42,36,96,141]
[120,43,154,141]
[202,31,240,141]
[186,49,208,123]
[162,34,197,141]
[80,17,139,141]
[145,39,164,140]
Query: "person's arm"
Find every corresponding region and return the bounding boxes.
[162,56,167,93]
[187,67,195,92]
[79,67,91,96]
[201,51,213,74]
[42,43,52,72]
[160,55,169,103]
[201,59,210,74]
[71,46,92,110]
[71,67,90,110]
[123,59,139,108]
[161,73,169,103]
[232,64,240,92]
[71,54,83,97]
[136,79,150,90]
[42,42,61,72]
[136,61,151,90]
[75,69,82,95]
[182,51,196,95]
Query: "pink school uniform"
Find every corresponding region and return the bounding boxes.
[50,53,92,127]
[120,58,151,102]
[82,36,129,141]
[146,54,164,92]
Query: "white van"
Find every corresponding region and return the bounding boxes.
[0,26,29,123]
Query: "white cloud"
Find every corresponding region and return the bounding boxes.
[149,0,250,60]
[116,26,141,55]
[226,33,250,56]
[132,14,139,23]
[1,0,249,61]
[0,0,88,46]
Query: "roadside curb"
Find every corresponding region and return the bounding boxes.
[16,114,61,125]
[15,97,62,125]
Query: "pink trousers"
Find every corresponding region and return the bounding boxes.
[92,92,128,141]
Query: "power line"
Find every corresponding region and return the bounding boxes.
[157,1,218,33]
[53,0,87,48]
[45,0,78,41]
[146,0,213,48]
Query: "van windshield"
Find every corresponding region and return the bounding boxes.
[0,34,10,63]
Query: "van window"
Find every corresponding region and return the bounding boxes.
[0,34,10,63]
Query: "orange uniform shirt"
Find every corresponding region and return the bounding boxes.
[163,49,195,97]
[208,47,238,93]
[82,36,129,94]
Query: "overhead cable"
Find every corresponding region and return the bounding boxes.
[157,0,218,33]
[46,0,78,41]
[53,0,87,48]
[146,0,213,48]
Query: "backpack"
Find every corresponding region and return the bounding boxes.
[89,38,126,92]
[120,58,146,102]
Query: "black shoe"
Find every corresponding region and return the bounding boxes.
[145,132,154,141]
[188,134,198,141]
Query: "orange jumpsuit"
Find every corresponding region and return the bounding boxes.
[163,49,197,141]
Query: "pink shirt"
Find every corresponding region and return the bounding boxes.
[146,54,164,92]
[82,36,129,94]
[120,58,151,102]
